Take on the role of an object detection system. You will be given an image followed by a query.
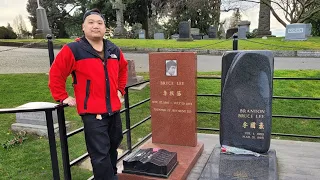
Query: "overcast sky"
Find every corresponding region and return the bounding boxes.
[0,0,286,36]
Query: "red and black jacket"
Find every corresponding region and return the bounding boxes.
[49,37,128,115]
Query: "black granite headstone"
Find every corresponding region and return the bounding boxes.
[208,26,217,38]
[122,148,178,178]
[179,21,191,39]
[220,51,274,153]
[226,28,238,39]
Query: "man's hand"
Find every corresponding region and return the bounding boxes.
[63,96,76,106]
[118,90,124,103]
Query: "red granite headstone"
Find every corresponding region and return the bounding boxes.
[149,52,198,147]
[119,52,203,180]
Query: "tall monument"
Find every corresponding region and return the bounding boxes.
[257,0,272,36]
[35,0,52,38]
[112,0,127,38]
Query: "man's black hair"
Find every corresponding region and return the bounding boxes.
[83,8,105,22]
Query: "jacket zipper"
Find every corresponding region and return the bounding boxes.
[84,80,91,110]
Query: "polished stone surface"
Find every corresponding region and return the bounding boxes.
[119,139,204,180]
[149,52,197,147]
[220,51,274,153]
[199,146,277,180]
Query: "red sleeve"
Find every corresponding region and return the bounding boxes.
[118,50,128,95]
[48,45,76,102]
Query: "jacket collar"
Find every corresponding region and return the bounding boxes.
[78,36,112,59]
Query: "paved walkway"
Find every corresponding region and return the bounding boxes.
[115,134,320,180]
[0,46,320,74]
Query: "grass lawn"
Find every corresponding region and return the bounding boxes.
[1,37,320,50]
[0,70,320,179]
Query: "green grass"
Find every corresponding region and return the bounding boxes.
[1,37,320,50]
[0,71,320,179]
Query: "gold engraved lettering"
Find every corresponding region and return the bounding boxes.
[242,122,248,128]
[238,114,253,118]
[259,122,264,130]
[163,90,167,96]
[153,108,166,112]
[160,81,174,85]
[169,91,175,96]
[239,109,265,114]
[177,91,182,96]
[250,122,256,129]
[152,101,158,104]
[176,82,184,85]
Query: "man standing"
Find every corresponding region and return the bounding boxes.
[49,9,128,180]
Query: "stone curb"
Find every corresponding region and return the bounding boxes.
[1,42,319,58]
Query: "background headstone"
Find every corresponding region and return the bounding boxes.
[203,35,209,39]
[112,0,127,38]
[257,0,272,36]
[237,27,247,39]
[154,32,165,39]
[126,60,146,90]
[220,51,274,153]
[35,0,52,38]
[285,23,308,40]
[190,28,200,35]
[226,28,238,39]
[11,102,69,137]
[208,26,218,38]
[178,21,193,41]
[171,34,179,39]
[139,29,145,39]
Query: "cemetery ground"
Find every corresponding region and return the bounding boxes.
[0,70,319,179]
[1,37,320,50]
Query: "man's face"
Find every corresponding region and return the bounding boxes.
[82,14,106,39]
[168,65,177,76]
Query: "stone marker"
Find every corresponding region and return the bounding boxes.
[149,53,197,146]
[112,0,127,38]
[220,51,274,153]
[178,21,193,41]
[237,27,247,39]
[35,0,52,38]
[12,102,69,137]
[199,51,277,180]
[238,21,250,39]
[123,148,178,178]
[199,146,277,180]
[154,32,165,39]
[126,60,147,90]
[139,29,145,39]
[208,26,218,38]
[285,23,309,40]
[306,23,312,36]
[119,52,204,180]
[226,28,238,39]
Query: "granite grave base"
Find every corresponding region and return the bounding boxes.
[199,146,278,180]
[119,139,204,180]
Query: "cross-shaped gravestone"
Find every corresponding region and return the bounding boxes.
[112,0,127,38]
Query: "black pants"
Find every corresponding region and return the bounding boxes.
[81,113,123,180]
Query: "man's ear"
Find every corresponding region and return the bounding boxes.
[82,23,84,31]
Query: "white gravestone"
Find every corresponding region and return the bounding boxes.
[12,102,69,137]
[285,23,308,40]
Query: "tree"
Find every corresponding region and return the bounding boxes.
[12,15,29,38]
[229,8,241,28]
[306,12,320,36]
[124,0,153,39]
[0,26,17,39]
[228,0,320,27]
[161,0,221,35]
